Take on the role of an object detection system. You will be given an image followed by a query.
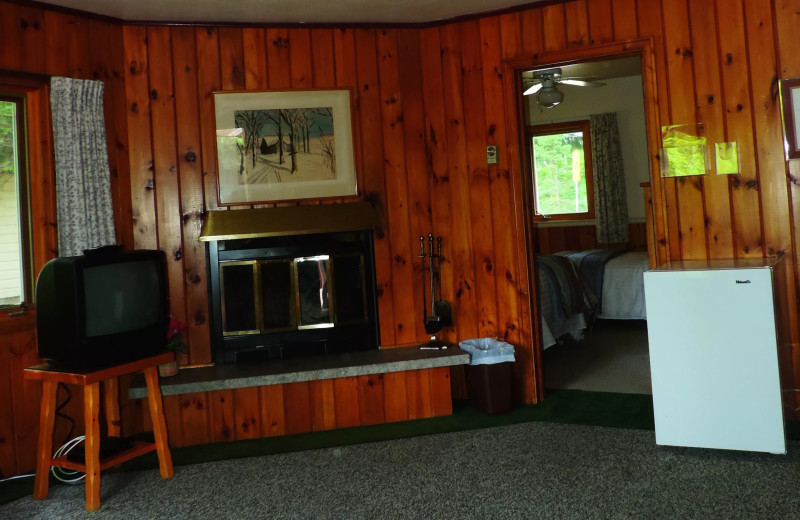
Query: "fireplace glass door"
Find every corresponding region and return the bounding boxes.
[295,256,333,328]
[260,259,293,331]
[219,254,367,337]
[208,229,379,364]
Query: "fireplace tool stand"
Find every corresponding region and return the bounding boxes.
[419,234,452,350]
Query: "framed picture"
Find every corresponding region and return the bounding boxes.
[780,78,800,160]
[214,89,357,205]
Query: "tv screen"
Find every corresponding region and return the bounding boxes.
[36,248,169,369]
[84,261,162,337]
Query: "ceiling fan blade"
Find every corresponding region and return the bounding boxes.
[523,83,544,96]
[559,79,605,87]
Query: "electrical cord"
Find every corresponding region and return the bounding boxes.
[50,436,86,485]
[0,473,34,483]
[49,382,85,485]
[2,385,88,486]
[0,436,87,485]
[55,382,75,442]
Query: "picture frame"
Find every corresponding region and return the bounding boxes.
[213,89,357,205]
[779,78,800,160]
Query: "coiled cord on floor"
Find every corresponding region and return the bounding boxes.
[0,436,87,485]
[50,436,86,485]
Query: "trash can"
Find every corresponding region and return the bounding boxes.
[458,338,515,415]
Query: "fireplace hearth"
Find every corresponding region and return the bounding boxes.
[200,203,381,365]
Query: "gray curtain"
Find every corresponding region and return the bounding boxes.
[50,77,116,257]
[590,112,628,243]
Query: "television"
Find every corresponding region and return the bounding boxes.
[36,246,169,369]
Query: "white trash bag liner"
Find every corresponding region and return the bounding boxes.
[458,338,515,365]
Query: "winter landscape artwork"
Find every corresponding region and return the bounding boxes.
[214,89,356,204]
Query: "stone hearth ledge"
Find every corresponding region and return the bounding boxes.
[129,345,469,399]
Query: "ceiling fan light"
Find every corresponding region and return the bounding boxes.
[523,83,543,96]
[537,87,564,108]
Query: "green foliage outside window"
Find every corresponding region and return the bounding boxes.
[532,131,588,216]
[0,99,22,307]
[0,101,15,175]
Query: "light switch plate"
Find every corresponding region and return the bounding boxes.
[486,145,498,165]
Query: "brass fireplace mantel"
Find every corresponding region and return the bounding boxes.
[199,201,381,242]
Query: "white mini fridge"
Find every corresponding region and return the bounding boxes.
[643,258,787,454]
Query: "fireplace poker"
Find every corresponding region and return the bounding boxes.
[425,234,442,334]
[432,236,452,326]
[419,235,428,322]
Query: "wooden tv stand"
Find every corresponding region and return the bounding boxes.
[24,352,175,511]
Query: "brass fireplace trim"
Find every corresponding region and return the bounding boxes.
[199,201,381,242]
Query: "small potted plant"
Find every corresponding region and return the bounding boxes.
[159,315,187,377]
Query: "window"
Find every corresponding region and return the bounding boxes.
[528,120,594,221]
[0,94,32,309]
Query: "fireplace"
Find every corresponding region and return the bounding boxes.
[200,203,381,365]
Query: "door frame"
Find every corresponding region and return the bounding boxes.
[501,39,667,402]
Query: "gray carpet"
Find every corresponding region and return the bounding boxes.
[545,320,652,395]
[3,421,799,519]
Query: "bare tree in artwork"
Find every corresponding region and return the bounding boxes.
[313,108,335,174]
[312,107,333,119]
[297,111,312,153]
[320,132,335,174]
[279,109,303,174]
[234,110,270,169]
[264,110,286,165]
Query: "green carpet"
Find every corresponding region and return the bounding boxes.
[1,389,655,506]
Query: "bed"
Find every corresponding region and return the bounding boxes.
[537,249,648,349]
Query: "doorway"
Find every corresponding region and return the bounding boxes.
[507,43,663,398]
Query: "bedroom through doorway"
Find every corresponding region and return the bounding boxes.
[520,54,654,396]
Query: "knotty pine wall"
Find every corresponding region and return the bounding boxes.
[155,368,453,448]
[4,0,800,475]
[118,22,535,392]
[0,3,128,478]
[534,221,648,255]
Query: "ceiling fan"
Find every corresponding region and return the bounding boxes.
[523,68,606,108]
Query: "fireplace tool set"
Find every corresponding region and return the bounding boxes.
[419,234,452,349]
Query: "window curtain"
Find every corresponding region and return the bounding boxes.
[590,112,628,243]
[50,77,116,257]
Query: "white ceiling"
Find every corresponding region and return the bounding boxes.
[38,0,546,24]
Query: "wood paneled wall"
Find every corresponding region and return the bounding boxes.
[159,368,452,448]
[0,2,126,477]
[500,0,800,412]
[119,22,533,405]
[534,222,648,255]
[5,0,800,475]
[117,0,800,418]
[0,320,41,478]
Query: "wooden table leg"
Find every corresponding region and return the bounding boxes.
[83,382,101,511]
[33,381,58,499]
[144,367,174,479]
[103,378,121,437]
